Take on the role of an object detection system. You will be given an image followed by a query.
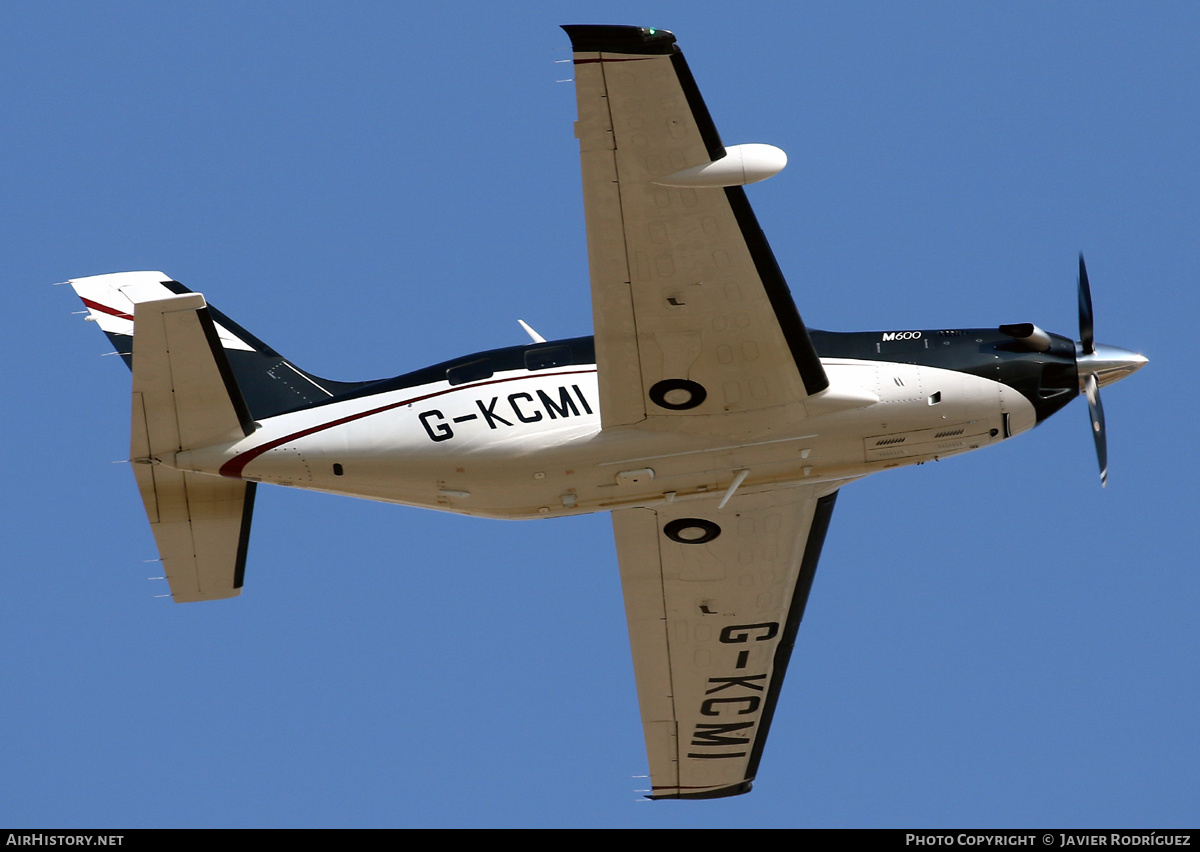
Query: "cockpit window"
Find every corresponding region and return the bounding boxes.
[447,359,493,386]
[524,345,572,371]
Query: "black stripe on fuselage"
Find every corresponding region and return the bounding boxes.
[299,327,1074,425]
[294,337,597,411]
[104,319,1074,426]
[808,328,1079,423]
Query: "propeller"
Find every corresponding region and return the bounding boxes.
[1084,371,1108,486]
[1078,254,1105,485]
[1078,254,1094,356]
[1074,254,1147,487]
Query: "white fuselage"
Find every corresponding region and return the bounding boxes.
[173,358,1036,520]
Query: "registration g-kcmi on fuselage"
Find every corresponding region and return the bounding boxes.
[66,25,1146,799]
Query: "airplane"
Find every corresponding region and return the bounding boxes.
[65,24,1147,800]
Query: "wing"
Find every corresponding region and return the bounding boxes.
[612,486,838,798]
[564,25,828,430]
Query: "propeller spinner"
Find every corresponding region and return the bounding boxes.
[1074,254,1148,486]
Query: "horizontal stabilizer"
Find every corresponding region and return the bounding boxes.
[130,294,257,602]
[133,460,255,603]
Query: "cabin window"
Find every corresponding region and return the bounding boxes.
[447,359,493,386]
[524,345,572,371]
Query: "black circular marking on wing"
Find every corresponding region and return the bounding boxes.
[663,518,721,545]
[648,379,707,411]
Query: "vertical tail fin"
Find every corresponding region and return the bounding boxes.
[69,271,375,419]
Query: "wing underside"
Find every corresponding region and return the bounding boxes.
[566,24,841,798]
[565,24,827,431]
[612,486,838,798]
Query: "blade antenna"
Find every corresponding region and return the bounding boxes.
[518,319,546,344]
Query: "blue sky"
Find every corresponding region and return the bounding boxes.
[4,1,1197,828]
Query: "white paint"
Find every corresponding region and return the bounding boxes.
[169,358,1030,520]
[652,144,787,188]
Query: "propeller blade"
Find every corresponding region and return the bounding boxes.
[1084,372,1108,487]
[1078,253,1095,355]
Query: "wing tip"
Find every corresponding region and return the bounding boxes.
[648,780,754,800]
[561,24,676,55]
[170,587,243,604]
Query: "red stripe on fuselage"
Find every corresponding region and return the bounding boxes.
[218,369,598,479]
